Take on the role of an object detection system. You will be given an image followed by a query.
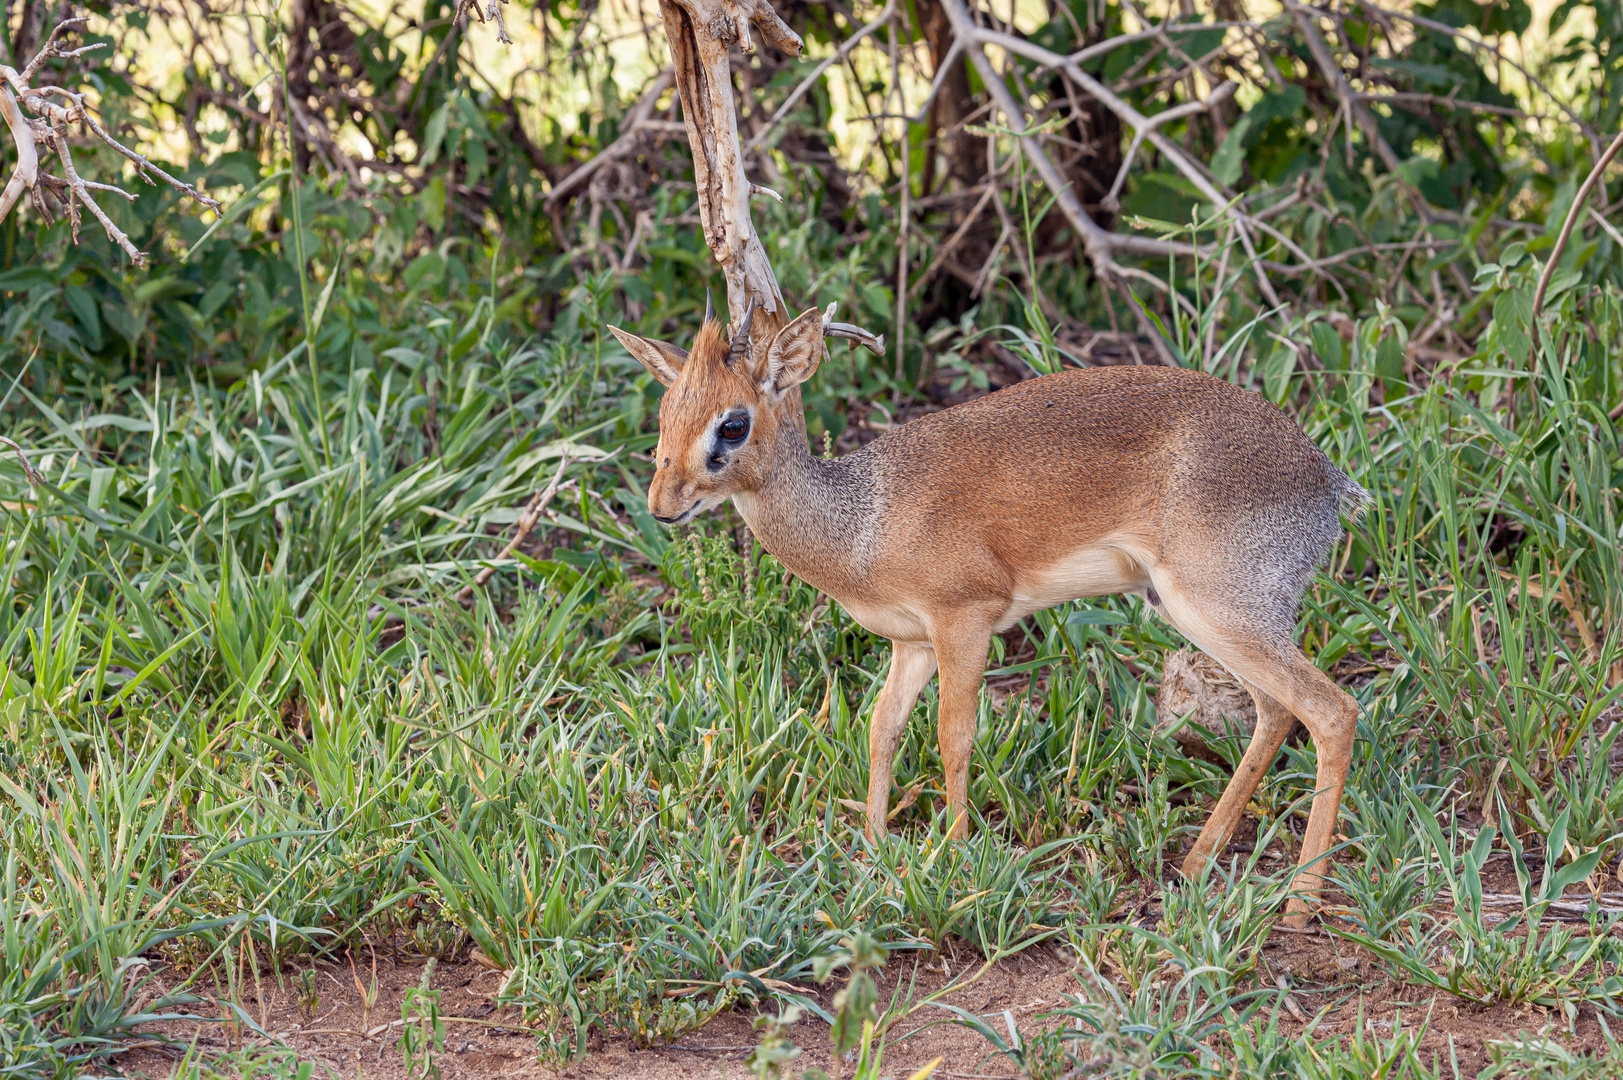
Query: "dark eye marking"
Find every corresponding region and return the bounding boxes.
[707,413,750,472]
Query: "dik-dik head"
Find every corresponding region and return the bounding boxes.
[608,300,825,524]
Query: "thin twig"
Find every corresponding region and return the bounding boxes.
[1529,129,1623,369]
[1345,0,1599,153]
[544,71,675,205]
[0,16,220,253]
[746,0,896,153]
[0,436,43,486]
[971,22,1285,307]
[454,453,574,603]
[1357,91,1537,122]
[1276,976,1309,1022]
[1102,81,1235,210]
[1284,0,1399,172]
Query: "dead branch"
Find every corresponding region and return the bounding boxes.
[1283,0,1400,174]
[1358,91,1537,122]
[746,0,897,154]
[0,87,39,222]
[656,0,791,356]
[1344,0,1599,155]
[822,302,886,355]
[959,16,1286,308]
[544,71,676,205]
[1259,238,1461,276]
[1529,129,1623,368]
[1101,81,1234,210]
[454,0,513,45]
[938,0,1174,277]
[633,0,892,401]
[909,180,999,299]
[0,16,222,266]
[455,453,574,604]
[0,436,44,486]
[1068,19,1261,66]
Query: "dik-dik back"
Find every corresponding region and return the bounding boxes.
[852,366,1361,640]
[611,305,1368,926]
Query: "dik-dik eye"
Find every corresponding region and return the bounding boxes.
[719,415,750,442]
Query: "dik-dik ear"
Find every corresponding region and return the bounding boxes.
[607,325,688,386]
[758,307,825,401]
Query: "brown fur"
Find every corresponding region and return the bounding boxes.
[608,310,1369,925]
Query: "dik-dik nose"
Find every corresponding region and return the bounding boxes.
[647,470,693,523]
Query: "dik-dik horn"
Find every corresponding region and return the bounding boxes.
[610,307,1369,924]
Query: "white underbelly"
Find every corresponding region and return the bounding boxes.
[837,597,932,645]
[1000,542,1149,628]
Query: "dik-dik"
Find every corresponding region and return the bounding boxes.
[611,302,1368,922]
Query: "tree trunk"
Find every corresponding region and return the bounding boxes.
[915,0,982,197]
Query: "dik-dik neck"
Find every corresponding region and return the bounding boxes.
[730,417,880,597]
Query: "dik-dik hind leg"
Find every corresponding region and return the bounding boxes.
[1200,645,1355,925]
[865,642,937,842]
[1158,591,1358,926]
[1272,663,1358,923]
[1181,683,1295,877]
[931,615,997,840]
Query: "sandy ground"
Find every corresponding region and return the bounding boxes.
[111,875,1618,1080]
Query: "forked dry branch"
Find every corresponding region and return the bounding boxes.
[0,16,221,267]
[647,0,887,384]
[454,0,514,45]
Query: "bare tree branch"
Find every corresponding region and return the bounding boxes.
[1530,129,1623,368]
[0,15,222,265]
[0,86,40,222]
[544,70,676,205]
[1283,0,1400,173]
[1102,81,1234,210]
[455,452,574,604]
[1345,0,1600,156]
[745,0,896,154]
[958,13,1284,308]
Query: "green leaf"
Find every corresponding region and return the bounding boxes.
[1494,285,1533,359]
[63,285,101,340]
[421,101,452,166]
[1065,608,1129,628]
[1210,118,1252,187]
[1263,343,1297,403]
[1309,321,1344,371]
[404,252,447,293]
[0,772,41,817]
[1375,334,1406,391]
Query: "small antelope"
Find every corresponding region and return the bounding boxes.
[610,302,1368,921]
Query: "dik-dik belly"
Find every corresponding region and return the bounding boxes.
[996,538,1154,631]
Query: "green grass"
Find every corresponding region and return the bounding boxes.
[1,265,1621,1078]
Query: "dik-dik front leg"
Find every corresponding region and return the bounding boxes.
[931,615,997,840]
[865,642,937,841]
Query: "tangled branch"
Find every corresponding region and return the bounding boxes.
[0,16,222,267]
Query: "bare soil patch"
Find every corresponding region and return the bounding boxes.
[111,915,1615,1080]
